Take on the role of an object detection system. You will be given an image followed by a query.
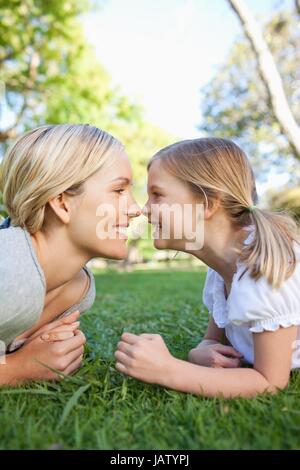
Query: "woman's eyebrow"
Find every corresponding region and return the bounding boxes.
[110,177,131,184]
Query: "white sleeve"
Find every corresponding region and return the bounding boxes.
[202,268,215,315]
[228,259,300,333]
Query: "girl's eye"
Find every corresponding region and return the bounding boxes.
[152,192,161,198]
[114,188,125,194]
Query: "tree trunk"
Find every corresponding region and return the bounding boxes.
[228,0,300,160]
[295,0,300,16]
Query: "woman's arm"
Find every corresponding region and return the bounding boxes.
[115,326,297,398]
[0,329,86,386]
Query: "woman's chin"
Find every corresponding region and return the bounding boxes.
[94,240,128,260]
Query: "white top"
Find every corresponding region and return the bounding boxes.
[202,227,300,369]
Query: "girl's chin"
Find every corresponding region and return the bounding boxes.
[153,238,173,250]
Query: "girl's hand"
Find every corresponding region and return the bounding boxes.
[115,332,175,385]
[25,310,81,344]
[188,339,243,368]
[9,329,86,384]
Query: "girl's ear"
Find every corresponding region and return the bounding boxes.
[48,193,72,225]
[204,196,221,220]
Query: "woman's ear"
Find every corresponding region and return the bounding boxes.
[48,193,72,225]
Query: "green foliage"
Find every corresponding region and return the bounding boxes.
[200,9,300,182]
[1,270,300,450]
[0,0,173,218]
[267,186,300,221]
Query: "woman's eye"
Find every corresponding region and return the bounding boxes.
[152,192,161,198]
[114,188,125,194]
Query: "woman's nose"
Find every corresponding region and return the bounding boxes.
[127,201,142,218]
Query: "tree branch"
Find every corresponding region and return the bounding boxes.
[228,0,300,160]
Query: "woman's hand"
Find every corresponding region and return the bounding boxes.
[115,332,176,386]
[25,310,81,344]
[7,329,87,384]
[188,339,243,368]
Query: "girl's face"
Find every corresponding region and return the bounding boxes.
[65,151,141,260]
[144,159,203,252]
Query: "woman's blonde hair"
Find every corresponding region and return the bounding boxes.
[0,124,124,233]
[148,137,300,288]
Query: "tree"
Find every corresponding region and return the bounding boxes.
[0,0,174,223]
[267,186,300,221]
[0,0,98,145]
[228,0,300,159]
[200,5,300,181]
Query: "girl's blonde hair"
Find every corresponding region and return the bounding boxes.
[148,137,300,288]
[0,124,124,233]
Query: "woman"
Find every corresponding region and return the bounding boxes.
[0,123,140,385]
[115,137,300,398]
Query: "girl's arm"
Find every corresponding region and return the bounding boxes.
[188,316,243,368]
[202,316,225,342]
[115,325,297,398]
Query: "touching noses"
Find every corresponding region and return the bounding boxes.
[126,195,142,219]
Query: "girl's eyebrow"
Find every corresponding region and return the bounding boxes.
[149,184,164,192]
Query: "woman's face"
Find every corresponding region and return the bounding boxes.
[67,151,141,260]
[144,159,204,252]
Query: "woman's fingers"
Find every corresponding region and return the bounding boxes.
[61,329,86,353]
[61,310,81,325]
[41,330,75,342]
[63,345,85,368]
[41,322,80,342]
[63,355,84,376]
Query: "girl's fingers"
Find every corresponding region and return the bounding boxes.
[215,345,243,358]
[139,334,156,340]
[115,362,127,373]
[216,354,241,368]
[117,341,134,355]
[120,332,139,345]
[114,350,132,366]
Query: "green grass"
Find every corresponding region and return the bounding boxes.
[1,269,300,450]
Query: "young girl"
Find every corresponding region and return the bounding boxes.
[0,123,140,386]
[115,137,300,398]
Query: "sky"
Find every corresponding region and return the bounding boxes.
[82,0,292,139]
[82,0,294,196]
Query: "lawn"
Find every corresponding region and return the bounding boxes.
[0,269,300,450]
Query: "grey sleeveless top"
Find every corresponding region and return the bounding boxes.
[0,219,96,352]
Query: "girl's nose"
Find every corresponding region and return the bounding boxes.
[141,201,150,217]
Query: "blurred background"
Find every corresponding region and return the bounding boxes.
[0,0,299,271]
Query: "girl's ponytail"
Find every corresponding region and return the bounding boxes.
[239,207,300,288]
